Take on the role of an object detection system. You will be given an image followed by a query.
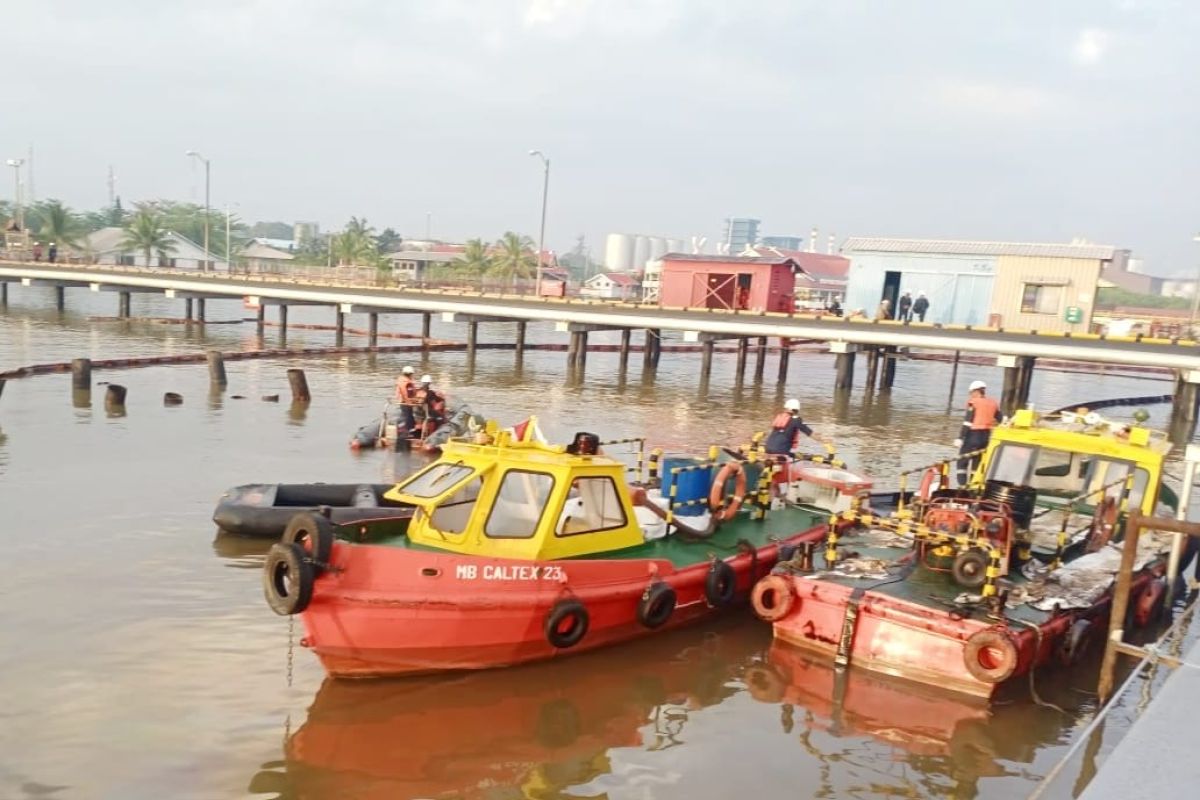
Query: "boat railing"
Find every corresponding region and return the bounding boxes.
[893,448,987,517]
[1039,473,1138,568]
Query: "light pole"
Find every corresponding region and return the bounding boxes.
[225,203,240,273]
[1190,234,1200,331]
[186,150,211,271]
[529,149,550,296]
[6,158,25,230]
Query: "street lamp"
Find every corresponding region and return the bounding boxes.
[185,150,211,271]
[529,149,550,296]
[6,158,25,230]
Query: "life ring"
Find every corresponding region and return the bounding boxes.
[750,574,796,622]
[282,512,334,575]
[263,542,313,616]
[705,560,737,607]
[1057,618,1092,667]
[637,582,677,629]
[963,628,1019,684]
[951,548,989,590]
[709,462,748,522]
[544,599,589,649]
[917,467,940,501]
[1134,577,1166,628]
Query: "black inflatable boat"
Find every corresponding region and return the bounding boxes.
[212,483,415,538]
[349,403,485,452]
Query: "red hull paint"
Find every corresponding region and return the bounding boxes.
[302,527,824,677]
[768,571,1159,700]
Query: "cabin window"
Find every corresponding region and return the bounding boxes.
[485,470,555,539]
[396,462,474,498]
[1020,284,1063,315]
[429,478,484,535]
[557,477,628,536]
[987,444,1036,485]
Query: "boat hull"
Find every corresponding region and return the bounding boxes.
[301,526,825,677]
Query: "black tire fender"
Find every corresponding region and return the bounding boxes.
[637,582,676,629]
[263,542,314,616]
[282,512,334,574]
[705,560,737,607]
[544,598,589,649]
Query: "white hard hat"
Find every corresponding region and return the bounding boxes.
[420,374,433,384]
[784,398,801,411]
[969,380,986,392]
[401,366,415,375]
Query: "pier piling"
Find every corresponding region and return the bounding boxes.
[881,346,897,390]
[207,351,227,387]
[576,331,589,373]
[54,285,65,311]
[287,369,311,403]
[516,321,527,359]
[618,328,631,370]
[735,337,748,381]
[184,297,193,321]
[278,304,289,337]
[700,340,715,381]
[104,384,127,411]
[196,298,206,322]
[367,312,378,348]
[864,347,880,391]
[754,337,767,383]
[421,313,432,346]
[118,291,131,318]
[163,392,183,406]
[1,281,7,306]
[334,307,345,346]
[256,305,265,335]
[467,321,479,359]
[71,358,92,393]
[998,355,1036,416]
[777,338,791,382]
[831,342,856,390]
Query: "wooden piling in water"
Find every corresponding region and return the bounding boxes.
[256,305,265,334]
[618,328,631,370]
[467,321,479,359]
[567,331,580,368]
[367,312,378,348]
[207,351,227,386]
[833,345,856,390]
[516,321,527,359]
[649,329,662,368]
[118,291,131,318]
[777,337,791,382]
[735,337,748,381]
[1,282,7,306]
[700,340,715,381]
[287,368,311,403]
[196,298,206,322]
[864,347,879,391]
[422,313,432,346]
[334,307,345,346]
[55,285,65,311]
[642,329,655,369]
[184,297,193,321]
[754,336,767,382]
[71,358,92,392]
[163,392,183,406]
[104,384,127,409]
[881,346,897,390]
[576,331,589,373]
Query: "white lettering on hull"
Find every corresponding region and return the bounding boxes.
[454,564,566,581]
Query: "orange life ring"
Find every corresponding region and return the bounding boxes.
[917,467,940,501]
[750,574,796,622]
[709,462,748,522]
[963,628,1019,684]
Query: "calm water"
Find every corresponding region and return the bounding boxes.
[0,285,1193,800]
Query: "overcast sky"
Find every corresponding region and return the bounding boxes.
[4,1,1198,270]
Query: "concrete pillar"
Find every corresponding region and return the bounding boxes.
[516,321,527,359]
[997,354,1036,417]
[1,281,7,307]
[207,351,227,387]
[700,340,715,382]
[881,346,897,390]
[118,291,131,318]
[368,312,378,348]
[288,368,311,403]
[1170,370,1200,438]
[754,336,767,382]
[777,337,791,382]
[334,307,345,346]
[421,313,432,342]
[1016,356,1035,410]
[256,305,265,335]
[734,337,749,381]
[831,341,856,391]
[467,320,479,359]
[196,298,206,322]
[567,331,580,368]
[649,329,662,368]
[618,328,631,370]
[71,358,92,393]
[54,285,65,311]
[184,297,193,321]
[864,347,880,391]
[576,331,588,373]
[642,329,657,369]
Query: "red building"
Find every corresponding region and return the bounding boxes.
[658,254,802,312]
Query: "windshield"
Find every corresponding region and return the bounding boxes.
[395,462,474,499]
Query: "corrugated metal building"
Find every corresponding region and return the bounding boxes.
[659,254,799,312]
[842,238,1129,332]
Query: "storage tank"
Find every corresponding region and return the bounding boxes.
[604,233,633,271]
[632,235,651,270]
[648,237,667,261]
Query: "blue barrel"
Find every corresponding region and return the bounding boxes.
[661,457,712,516]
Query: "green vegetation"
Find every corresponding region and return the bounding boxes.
[1096,286,1191,310]
[488,231,537,286]
[120,204,177,266]
[36,200,83,248]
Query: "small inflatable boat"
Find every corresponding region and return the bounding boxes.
[213,483,415,539]
[350,403,485,452]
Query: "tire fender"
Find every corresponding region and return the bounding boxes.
[263,542,314,616]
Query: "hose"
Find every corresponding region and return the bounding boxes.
[1010,617,1067,714]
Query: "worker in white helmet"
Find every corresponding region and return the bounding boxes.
[764,398,829,457]
[394,365,419,432]
[416,374,446,436]
[954,379,1001,486]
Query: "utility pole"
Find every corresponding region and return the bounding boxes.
[186,151,211,271]
[529,150,550,296]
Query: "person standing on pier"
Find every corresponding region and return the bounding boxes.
[954,380,1001,485]
[897,291,913,322]
[764,399,829,457]
[912,291,930,322]
[394,366,418,432]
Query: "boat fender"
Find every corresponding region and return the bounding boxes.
[544,599,589,649]
[750,574,797,622]
[282,512,334,575]
[636,582,676,629]
[262,542,314,616]
[917,467,940,501]
[1057,618,1093,667]
[709,462,748,522]
[1134,577,1166,628]
[963,627,1019,684]
[705,560,737,607]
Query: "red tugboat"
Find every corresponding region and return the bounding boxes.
[262,422,832,677]
[751,408,1176,700]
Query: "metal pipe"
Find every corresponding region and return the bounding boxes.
[1166,448,1199,606]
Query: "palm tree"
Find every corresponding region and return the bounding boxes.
[36,200,82,249]
[454,238,492,281]
[120,205,177,267]
[331,217,378,266]
[488,231,536,287]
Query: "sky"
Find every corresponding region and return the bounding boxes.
[3,0,1198,271]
